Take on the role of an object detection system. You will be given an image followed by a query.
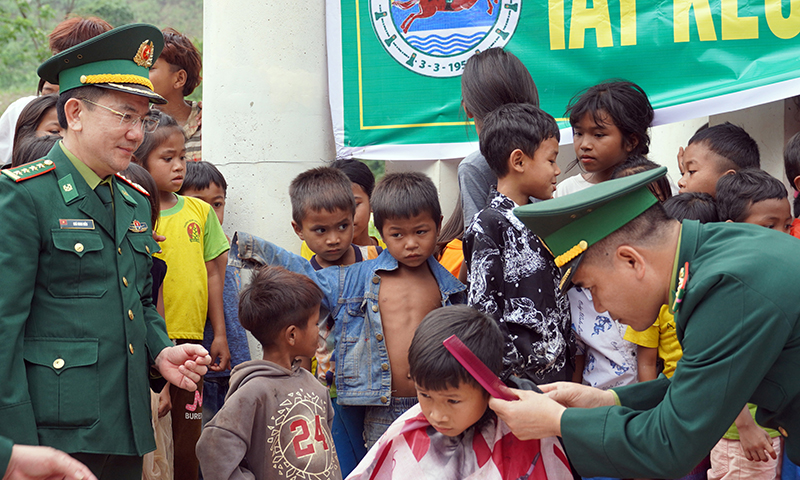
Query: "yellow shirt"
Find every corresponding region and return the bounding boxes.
[624,305,682,379]
[154,195,229,339]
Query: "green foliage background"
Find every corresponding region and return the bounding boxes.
[0,0,203,113]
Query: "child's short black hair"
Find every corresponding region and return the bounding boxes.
[408,305,503,391]
[132,110,184,169]
[715,169,787,222]
[289,167,356,226]
[662,192,719,223]
[180,161,228,195]
[479,103,560,178]
[784,132,800,191]
[330,159,375,198]
[688,122,760,171]
[372,171,442,233]
[238,266,323,349]
[566,80,654,157]
[783,133,800,217]
[611,155,672,202]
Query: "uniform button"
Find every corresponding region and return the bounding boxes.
[118,247,122,255]
[43,160,53,166]
[129,344,134,355]
[122,277,129,287]
[53,358,65,370]
[74,242,84,253]
[381,363,389,371]
[372,304,379,312]
[375,333,383,341]
[128,309,134,320]
[372,276,380,284]
[380,396,388,404]
[779,427,789,437]
[145,245,150,254]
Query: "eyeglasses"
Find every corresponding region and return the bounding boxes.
[81,99,160,133]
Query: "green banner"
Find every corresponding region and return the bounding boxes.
[328,0,800,159]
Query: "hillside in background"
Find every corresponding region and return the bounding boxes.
[0,0,203,112]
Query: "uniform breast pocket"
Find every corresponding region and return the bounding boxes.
[23,338,100,428]
[47,230,106,298]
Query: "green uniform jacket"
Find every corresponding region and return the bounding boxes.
[0,144,172,456]
[560,220,800,478]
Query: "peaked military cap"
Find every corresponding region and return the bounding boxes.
[514,166,668,294]
[38,23,166,104]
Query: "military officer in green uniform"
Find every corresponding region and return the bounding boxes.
[489,168,800,478]
[0,24,211,480]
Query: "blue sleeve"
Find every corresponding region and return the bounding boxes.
[232,232,342,315]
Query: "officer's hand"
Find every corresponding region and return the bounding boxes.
[489,388,566,440]
[4,444,97,480]
[540,382,616,409]
[155,344,212,392]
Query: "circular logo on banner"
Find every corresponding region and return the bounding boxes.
[370,0,521,78]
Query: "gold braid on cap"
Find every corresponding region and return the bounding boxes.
[79,74,154,90]
[554,240,588,268]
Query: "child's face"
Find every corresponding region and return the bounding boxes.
[677,142,730,196]
[352,183,372,243]
[572,111,633,174]
[741,198,793,234]
[182,183,227,225]
[380,211,440,269]
[518,137,561,200]
[415,382,489,437]
[292,305,321,358]
[292,208,355,264]
[146,130,186,194]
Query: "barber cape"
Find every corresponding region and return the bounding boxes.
[347,404,572,480]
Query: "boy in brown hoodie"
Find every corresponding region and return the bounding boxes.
[196,266,341,480]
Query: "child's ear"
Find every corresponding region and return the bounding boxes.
[725,219,734,223]
[291,220,305,241]
[793,175,800,192]
[624,135,639,153]
[509,149,526,173]
[285,325,297,346]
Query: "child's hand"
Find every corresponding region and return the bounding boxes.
[738,420,777,462]
[158,385,172,417]
[208,337,231,372]
[152,231,166,243]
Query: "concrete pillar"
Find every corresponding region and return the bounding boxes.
[203,0,334,251]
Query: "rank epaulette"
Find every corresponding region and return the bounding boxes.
[115,172,150,196]
[1,158,55,182]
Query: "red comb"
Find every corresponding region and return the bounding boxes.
[443,335,519,401]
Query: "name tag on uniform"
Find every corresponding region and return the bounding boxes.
[59,219,95,230]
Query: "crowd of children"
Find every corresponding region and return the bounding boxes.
[3,24,800,480]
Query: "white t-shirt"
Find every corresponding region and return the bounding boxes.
[555,173,640,390]
[0,95,37,167]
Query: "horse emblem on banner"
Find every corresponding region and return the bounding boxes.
[370,0,521,78]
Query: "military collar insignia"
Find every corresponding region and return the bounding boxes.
[129,219,148,233]
[672,262,689,314]
[133,40,155,67]
[1,158,55,182]
[58,174,79,204]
